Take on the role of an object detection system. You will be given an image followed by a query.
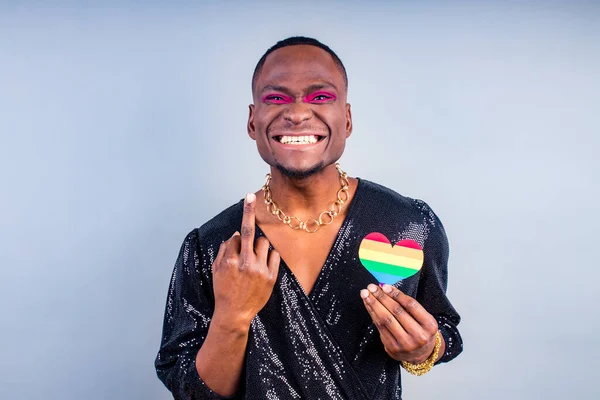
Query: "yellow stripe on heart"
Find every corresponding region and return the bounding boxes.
[358,248,423,270]
[359,239,424,259]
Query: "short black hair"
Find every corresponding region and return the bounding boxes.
[252,36,348,94]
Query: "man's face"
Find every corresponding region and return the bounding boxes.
[248,45,352,178]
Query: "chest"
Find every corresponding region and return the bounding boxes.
[259,222,343,295]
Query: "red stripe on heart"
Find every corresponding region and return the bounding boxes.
[396,239,422,250]
[364,232,391,243]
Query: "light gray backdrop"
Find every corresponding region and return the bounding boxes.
[1,1,598,399]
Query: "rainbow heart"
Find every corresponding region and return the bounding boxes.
[358,232,424,284]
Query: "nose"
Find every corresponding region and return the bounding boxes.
[283,102,313,125]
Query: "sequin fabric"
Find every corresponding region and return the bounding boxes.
[155,179,463,399]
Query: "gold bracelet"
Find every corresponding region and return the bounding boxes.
[400,331,442,376]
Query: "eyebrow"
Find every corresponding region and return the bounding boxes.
[259,82,339,94]
[306,82,338,93]
[260,85,291,94]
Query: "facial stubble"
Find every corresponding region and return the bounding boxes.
[274,161,326,180]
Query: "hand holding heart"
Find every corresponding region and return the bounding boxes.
[358,232,443,363]
[211,193,281,329]
[360,283,443,364]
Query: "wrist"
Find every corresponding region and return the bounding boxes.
[413,331,446,364]
[409,352,431,365]
[412,338,438,364]
[401,331,443,376]
[435,332,446,362]
[211,309,252,336]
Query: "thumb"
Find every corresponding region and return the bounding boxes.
[267,249,281,281]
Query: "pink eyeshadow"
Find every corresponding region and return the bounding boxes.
[304,91,337,103]
[262,94,294,104]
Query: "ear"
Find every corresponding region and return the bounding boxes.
[345,103,353,138]
[247,104,256,140]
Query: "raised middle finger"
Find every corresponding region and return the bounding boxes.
[240,193,257,258]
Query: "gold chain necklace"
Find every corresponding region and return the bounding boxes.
[261,163,350,233]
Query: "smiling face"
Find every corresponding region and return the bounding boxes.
[248,45,352,179]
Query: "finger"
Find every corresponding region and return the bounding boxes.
[221,232,241,269]
[360,288,411,347]
[240,193,257,258]
[267,249,280,280]
[211,242,227,274]
[368,284,425,339]
[254,236,271,263]
[361,290,400,347]
[229,231,241,254]
[381,284,438,334]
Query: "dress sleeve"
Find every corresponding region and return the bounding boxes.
[415,202,464,364]
[155,230,239,399]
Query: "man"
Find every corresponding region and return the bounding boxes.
[156,37,462,399]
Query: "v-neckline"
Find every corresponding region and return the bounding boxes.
[254,178,364,299]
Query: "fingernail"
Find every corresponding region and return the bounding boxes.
[382,284,392,293]
[246,193,256,204]
[367,284,378,293]
[360,289,369,299]
[232,231,240,237]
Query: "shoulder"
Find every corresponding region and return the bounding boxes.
[358,178,440,224]
[175,200,243,274]
[195,200,244,247]
[359,178,449,258]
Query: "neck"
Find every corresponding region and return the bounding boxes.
[265,163,346,220]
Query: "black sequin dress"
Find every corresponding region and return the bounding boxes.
[155,179,463,399]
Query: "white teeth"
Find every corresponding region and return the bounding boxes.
[278,135,319,145]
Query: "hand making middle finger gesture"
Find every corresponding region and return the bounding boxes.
[361,283,445,364]
[211,193,281,328]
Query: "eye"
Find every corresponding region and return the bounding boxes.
[305,92,337,103]
[262,94,293,104]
